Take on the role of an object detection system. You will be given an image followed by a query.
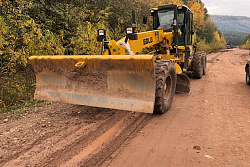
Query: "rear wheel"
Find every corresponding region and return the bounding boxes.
[154,60,177,114]
[246,67,250,85]
[192,52,203,79]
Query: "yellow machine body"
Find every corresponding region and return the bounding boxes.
[29,4,194,114]
[30,55,156,113]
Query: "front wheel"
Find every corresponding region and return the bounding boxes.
[154,60,177,114]
[246,67,250,85]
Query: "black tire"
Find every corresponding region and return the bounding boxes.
[192,52,203,79]
[202,53,207,75]
[246,67,250,85]
[154,60,177,114]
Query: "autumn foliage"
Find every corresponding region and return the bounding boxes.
[0,0,226,109]
[240,34,250,50]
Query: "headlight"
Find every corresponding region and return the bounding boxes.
[127,28,133,34]
[97,29,107,42]
[98,29,106,36]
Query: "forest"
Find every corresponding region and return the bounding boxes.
[240,34,250,49]
[223,31,249,46]
[0,0,227,110]
[210,15,250,46]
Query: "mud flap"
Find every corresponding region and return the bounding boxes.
[176,73,190,94]
[29,55,155,113]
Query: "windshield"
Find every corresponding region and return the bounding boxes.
[158,10,174,26]
[153,9,174,32]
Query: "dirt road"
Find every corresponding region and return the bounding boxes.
[0,48,249,167]
[102,48,250,167]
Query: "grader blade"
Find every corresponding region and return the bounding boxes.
[176,73,190,94]
[29,55,156,113]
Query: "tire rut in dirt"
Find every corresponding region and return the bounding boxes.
[78,113,153,167]
[40,111,128,167]
[207,50,224,63]
[0,104,121,167]
[154,59,177,114]
[0,127,66,166]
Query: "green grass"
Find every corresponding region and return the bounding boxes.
[0,98,45,114]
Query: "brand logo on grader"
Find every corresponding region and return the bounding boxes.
[143,37,153,45]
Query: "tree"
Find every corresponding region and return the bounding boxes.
[242,34,250,45]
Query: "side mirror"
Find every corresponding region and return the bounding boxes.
[143,16,147,24]
[185,11,191,20]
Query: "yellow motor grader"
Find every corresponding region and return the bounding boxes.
[29,4,206,114]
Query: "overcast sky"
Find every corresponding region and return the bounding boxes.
[202,0,250,17]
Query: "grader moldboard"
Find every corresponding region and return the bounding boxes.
[29,4,206,114]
